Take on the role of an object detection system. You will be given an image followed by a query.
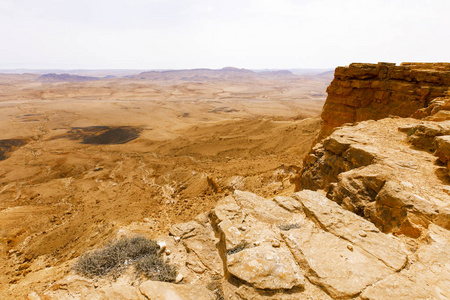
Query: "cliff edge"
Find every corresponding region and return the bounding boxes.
[320,62,450,139]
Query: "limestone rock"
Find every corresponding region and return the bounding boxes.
[407,121,450,150]
[361,224,450,300]
[182,235,223,275]
[300,118,450,236]
[27,291,41,300]
[233,281,333,300]
[435,135,450,166]
[139,280,215,300]
[411,96,450,121]
[294,190,407,271]
[96,285,145,300]
[169,221,205,239]
[320,62,450,139]
[233,190,292,223]
[282,223,393,299]
[226,245,305,290]
[43,274,146,300]
[210,190,310,292]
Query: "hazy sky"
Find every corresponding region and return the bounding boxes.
[0,0,449,69]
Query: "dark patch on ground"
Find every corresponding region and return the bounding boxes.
[0,139,28,161]
[81,127,142,145]
[51,126,143,145]
[209,107,239,113]
[15,114,45,123]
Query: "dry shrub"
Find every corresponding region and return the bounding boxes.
[135,254,177,282]
[73,236,176,282]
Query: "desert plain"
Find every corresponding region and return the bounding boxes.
[0,68,331,297]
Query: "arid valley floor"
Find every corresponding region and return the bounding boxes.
[0,69,330,298]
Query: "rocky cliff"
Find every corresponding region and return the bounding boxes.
[320,62,450,139]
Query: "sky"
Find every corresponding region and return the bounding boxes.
[0,0,449,70]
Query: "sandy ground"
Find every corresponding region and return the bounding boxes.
[0,73,329,298]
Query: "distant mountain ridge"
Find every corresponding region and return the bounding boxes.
[134,67,296,81]
[37,73,99,82]
[34,68,306,82]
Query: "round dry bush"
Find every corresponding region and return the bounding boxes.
[73,236,176,282]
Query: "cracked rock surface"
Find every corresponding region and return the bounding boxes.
[44,186,450,299]
[301,117,450,238]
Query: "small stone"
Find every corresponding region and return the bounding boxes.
[173,236,180,242]
[165,249,171,255]
[27,291,41,300]
[157,241,167,250]
[359,230,367,237]
[272,240,281,248]
[347,244,353,251]
[239,226,247,231]
[175,273,184,283]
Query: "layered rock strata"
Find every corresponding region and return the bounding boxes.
[301,117,450,237]
[320,62,450,139]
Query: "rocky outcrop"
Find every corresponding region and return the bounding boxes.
[42,188,445,299]
[301,117,450,237]
[40,274,215,300]
[361,224,450,300]
[411,96,450,121]
[320,62,450,139]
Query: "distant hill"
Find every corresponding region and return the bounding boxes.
[134,67,297,81]
[37,73,100,82]
[258,70,296,78]
[288,68,334,76]
[312,70,335,81]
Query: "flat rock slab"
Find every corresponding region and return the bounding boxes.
[361,224,450,300]
[294,190,407,271]
[140,280,215,300]
[182,235,223,275]
[282,221,394,299]
[227,245,305,290]
[233,190,292,223]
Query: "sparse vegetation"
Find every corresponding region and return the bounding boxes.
[206,279,225,300]
[279,223,301,231]
[227,243,247,255]
[135,254,177,282]
[73,236,177,282]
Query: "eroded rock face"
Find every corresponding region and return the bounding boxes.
[301,117,450,237]
[411,96,450,121]
[320,62,450,139]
